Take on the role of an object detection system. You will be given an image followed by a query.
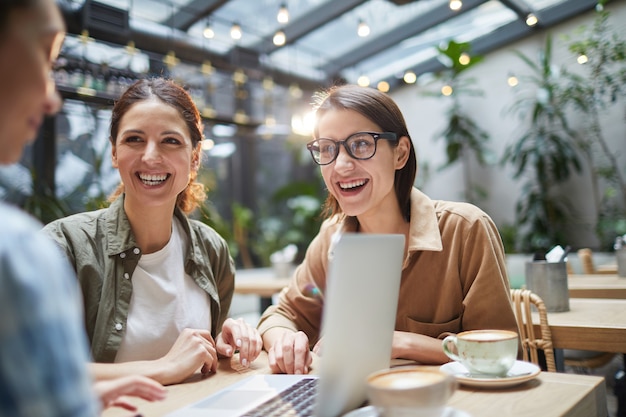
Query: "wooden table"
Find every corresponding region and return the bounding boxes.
[568,274,626,299]
[533,298,626,353]
[234,268,291,313]
[102,353,608,417]
[234,277,290,298]
[597,263,618,274]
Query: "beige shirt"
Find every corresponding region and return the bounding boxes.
[257,188,518,349]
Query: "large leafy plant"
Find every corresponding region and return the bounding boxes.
[422,40,494,204]
[502,35,582,252]
[561,5,626,249]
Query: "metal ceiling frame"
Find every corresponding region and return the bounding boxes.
[384,0,600,89]
[319,0,489,77]
[60,0,601,92]
[248,0,370,55]
[164,0,228,31]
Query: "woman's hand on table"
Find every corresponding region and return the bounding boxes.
[94,374,166,411]
[216,317,263,367]
[266,330,313,375]
[157,328,219,384]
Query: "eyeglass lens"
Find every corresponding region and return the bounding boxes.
[312,132,378,165]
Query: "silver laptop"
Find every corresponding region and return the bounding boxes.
[166,233,405,417]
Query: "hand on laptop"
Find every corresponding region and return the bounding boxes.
[216,317,263,367]
[265,329,313,374]
[94,374,166,412]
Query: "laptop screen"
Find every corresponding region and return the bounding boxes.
[167,233,405,417]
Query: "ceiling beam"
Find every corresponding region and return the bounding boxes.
[163,0,229,32]
[249,0,369,55]
[57,1,326,92]
[320,0,488,76]
[498,0,534,20]
[386,0,599,90]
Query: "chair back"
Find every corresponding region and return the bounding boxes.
[577,248,595,274]
[510,289,557,372]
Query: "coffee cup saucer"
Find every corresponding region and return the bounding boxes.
[341,405,472,417]
[440,360,541,388]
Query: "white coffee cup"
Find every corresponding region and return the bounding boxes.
[366,366,457,417]
[442,329,519,377]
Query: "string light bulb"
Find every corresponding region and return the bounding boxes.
[441,84,453,96]
[449,0,462,11]
[357,75,370,87]
[357,20,370,37]
[203,22,214,39]
[377,81,390,93]
[525,13,538,27]
[125,40,137,56]
[507,75,519,87]
[201,60,214,75]
[232,69,247,85]
[263,76,274,90]
[403,71,417,84]
[459,53,470,66]
[163,50,179,69]
[273,30,286,46]
[577,54,589,64]
[289,83,302,99]
[230,22,242,40]
[277,3,289,24]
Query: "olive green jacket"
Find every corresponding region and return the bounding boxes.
[42,195,235,363]
[258,187,518,350]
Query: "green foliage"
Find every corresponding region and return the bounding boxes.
[499,223,520,254]
[21,172,70,225]
[436,40,485,75]
[252,178,324,266]
[502,35,583,252]
[422,40,493,204]
[559,7,626,250]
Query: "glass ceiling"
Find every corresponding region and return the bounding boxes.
[62,0,590,90]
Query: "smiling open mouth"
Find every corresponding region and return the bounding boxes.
[138,173,169,186]
[339,179,368,190]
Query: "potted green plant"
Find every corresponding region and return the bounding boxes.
[560,4,626,249]
[502,35,583,253]
[421,40,494,204]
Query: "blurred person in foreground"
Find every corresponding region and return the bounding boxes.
[0,0,166,415]
[258,84,519,374]
[43,77,263,385]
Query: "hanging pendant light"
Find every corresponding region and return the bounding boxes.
[230,22,242,40]
[277,3,289,23]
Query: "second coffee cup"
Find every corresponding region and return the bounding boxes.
[442,329,519,377]
[367,366,456,417]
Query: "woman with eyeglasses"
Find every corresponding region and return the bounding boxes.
[257,84,519,374]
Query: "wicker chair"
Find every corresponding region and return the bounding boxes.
[510,289,557,372]
[510,288,615,373]
[577,248,616,274]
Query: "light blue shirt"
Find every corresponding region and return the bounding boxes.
[0,202,99,417]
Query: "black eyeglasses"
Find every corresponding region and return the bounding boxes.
[306,131,397,166]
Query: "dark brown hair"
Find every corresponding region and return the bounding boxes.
[313,84,417,221]
[0,0,36,31]
[108,78,206,214]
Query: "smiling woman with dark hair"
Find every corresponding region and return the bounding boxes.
[258,84,519,375]
[44,77,263,386]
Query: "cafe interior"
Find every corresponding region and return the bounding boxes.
[2,0,626,416]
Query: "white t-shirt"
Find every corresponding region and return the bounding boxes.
[114,218,211,362]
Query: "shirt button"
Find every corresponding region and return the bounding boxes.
[119,253,126,259]
[133,248,140,255]
[123,273,130,280]
[115,323,123,331]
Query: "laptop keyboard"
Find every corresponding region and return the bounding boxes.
[240,377,319,417]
